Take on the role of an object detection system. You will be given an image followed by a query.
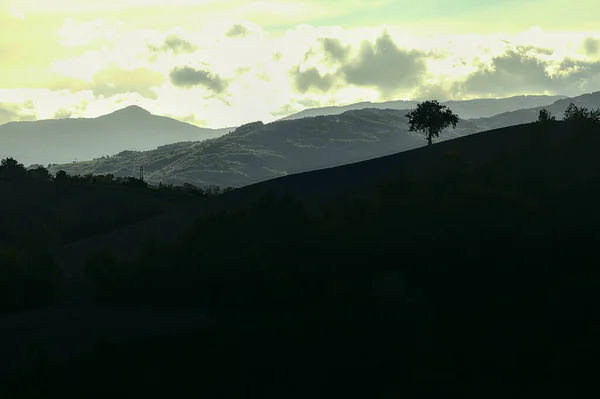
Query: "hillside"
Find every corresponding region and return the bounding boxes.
[48,93,599,189]
[2,119,598,398]
[0,105,234,167]
[278,94,568,121]
[42,119,595,307]
[48,108,482,187]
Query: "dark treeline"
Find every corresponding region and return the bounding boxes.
[25,118,596,398]
[0,158,233,314]
[2,157,234,196]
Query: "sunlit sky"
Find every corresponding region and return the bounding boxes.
[1,0,599,128]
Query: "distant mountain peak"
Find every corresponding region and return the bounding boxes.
[103,105,152,118]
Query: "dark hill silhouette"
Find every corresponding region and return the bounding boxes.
[2,118,600,398]
[0,106,234,166]
[4,119,597,399]
[51,119,582,305]
[277,94,568,121]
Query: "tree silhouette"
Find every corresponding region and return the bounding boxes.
[563,103,600,125]
[54,170,68,181]
[27,166,52,181]
[0,157,27,181]
[405,100,459,146]
[537,108,556,123]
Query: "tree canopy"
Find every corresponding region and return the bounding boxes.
[563,103,600,124]
[537,108,556,123]
[405,100,459,146]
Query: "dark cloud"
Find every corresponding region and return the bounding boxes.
[319,38,351,62]
[581,37,600,57]
[148,34,197,54]
[453,48,600,98]
[162,34,197,53]
[290,30,428,96]
[169,66,229,94]
[339,30,428,94]
[456,49,553,95]
[92,64,165,99]
[225,24,249,38]
[289,65,337,93]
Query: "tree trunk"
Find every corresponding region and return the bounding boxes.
[427,134,432,146]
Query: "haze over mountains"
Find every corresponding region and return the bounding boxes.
[47,91,599,188]
[278,94,569,121]
[471,91,600,130]
[0,105,234,167]
[48,108,480,187]
[0,94,570,169]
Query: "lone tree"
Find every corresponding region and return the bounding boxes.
[405,100,459,146]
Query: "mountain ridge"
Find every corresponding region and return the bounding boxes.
[277,94,569,121]
[0,106,235,166]
[47,91,600,189]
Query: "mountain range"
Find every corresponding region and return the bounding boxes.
[277,94,568,121]
[470,91,600,130]
[46,91,600,188]
[0,94,569,169]
[0,105,234,167]
[48,109,481,187]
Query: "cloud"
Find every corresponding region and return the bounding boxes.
[164,112,207,127]
[319,37,351,62]
[290,66,338,93]
[515,44,554,56]
[269,103,297,117]
[169,66,229,94]
[52,108,73,119]
[91,64,165,99]
[272,51,283,61]
[0,101,37,124]
[290,29,428,98]
[581,37,600,57]
[452,46,600,97]
[456,49,553,95]
[225,24,249,38]
[149,34,197,54]
[339,30,428,95]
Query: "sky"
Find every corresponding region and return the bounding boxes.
[1,0,599,128]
